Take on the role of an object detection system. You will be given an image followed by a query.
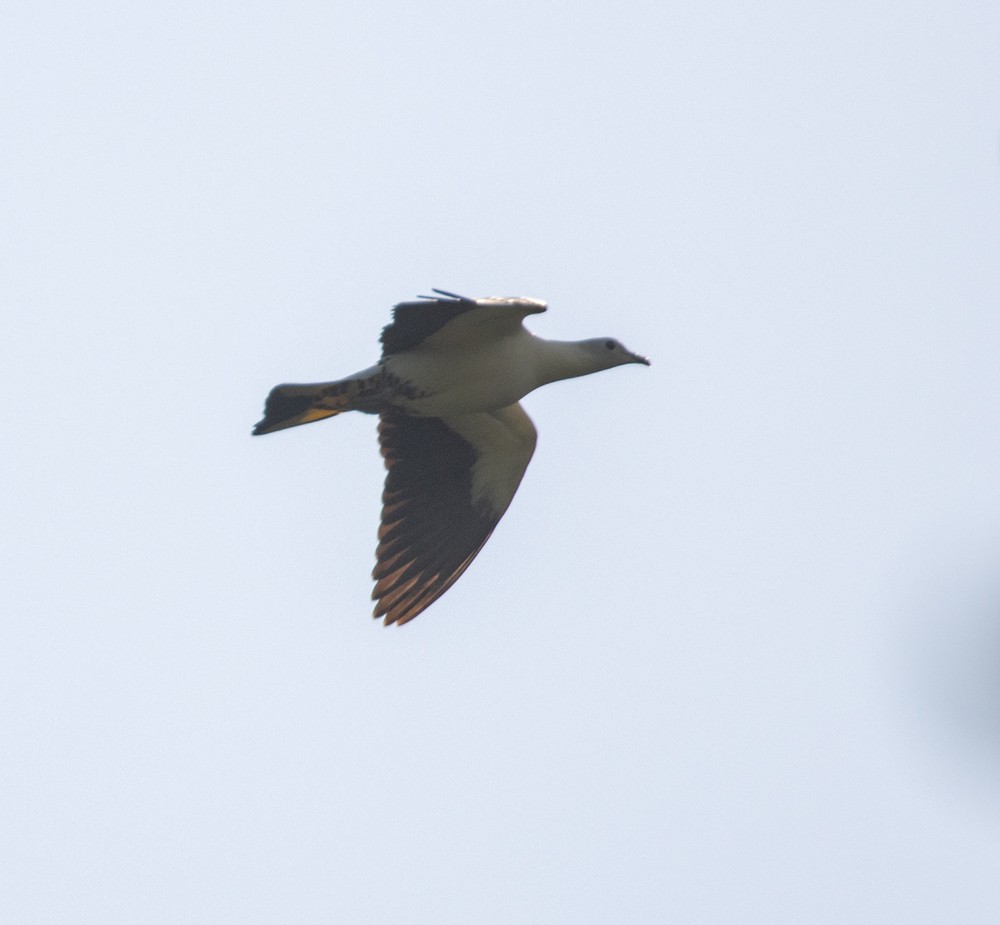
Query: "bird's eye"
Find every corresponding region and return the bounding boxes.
[604,340,616,350]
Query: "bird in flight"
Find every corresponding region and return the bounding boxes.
[253,290,650,625]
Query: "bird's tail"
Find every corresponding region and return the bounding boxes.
[252,372,382,435]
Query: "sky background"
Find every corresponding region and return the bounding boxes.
[3,1,1000,922]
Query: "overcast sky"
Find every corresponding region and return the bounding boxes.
[4,1,1000,922]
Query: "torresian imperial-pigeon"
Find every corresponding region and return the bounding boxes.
[253,290,650,625]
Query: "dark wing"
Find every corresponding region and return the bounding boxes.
[380,291,478,357]
[372,405,537,625]
[380,291,547,357]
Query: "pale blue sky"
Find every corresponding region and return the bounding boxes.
[3,1,1000,922]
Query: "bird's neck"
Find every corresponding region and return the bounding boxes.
[531,337,600,387]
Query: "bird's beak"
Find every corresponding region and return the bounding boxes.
[630,352,651,366]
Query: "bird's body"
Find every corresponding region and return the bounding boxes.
[254,290,649,625]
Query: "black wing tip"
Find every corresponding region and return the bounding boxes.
[417,288,476,303]
[382,291,481,354]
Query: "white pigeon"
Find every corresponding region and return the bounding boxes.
[253,290,650,625]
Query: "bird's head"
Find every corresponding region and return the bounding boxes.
[581,337,651,370]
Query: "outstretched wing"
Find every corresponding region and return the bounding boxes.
[372,404,538,625]
[380,291,547,357]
